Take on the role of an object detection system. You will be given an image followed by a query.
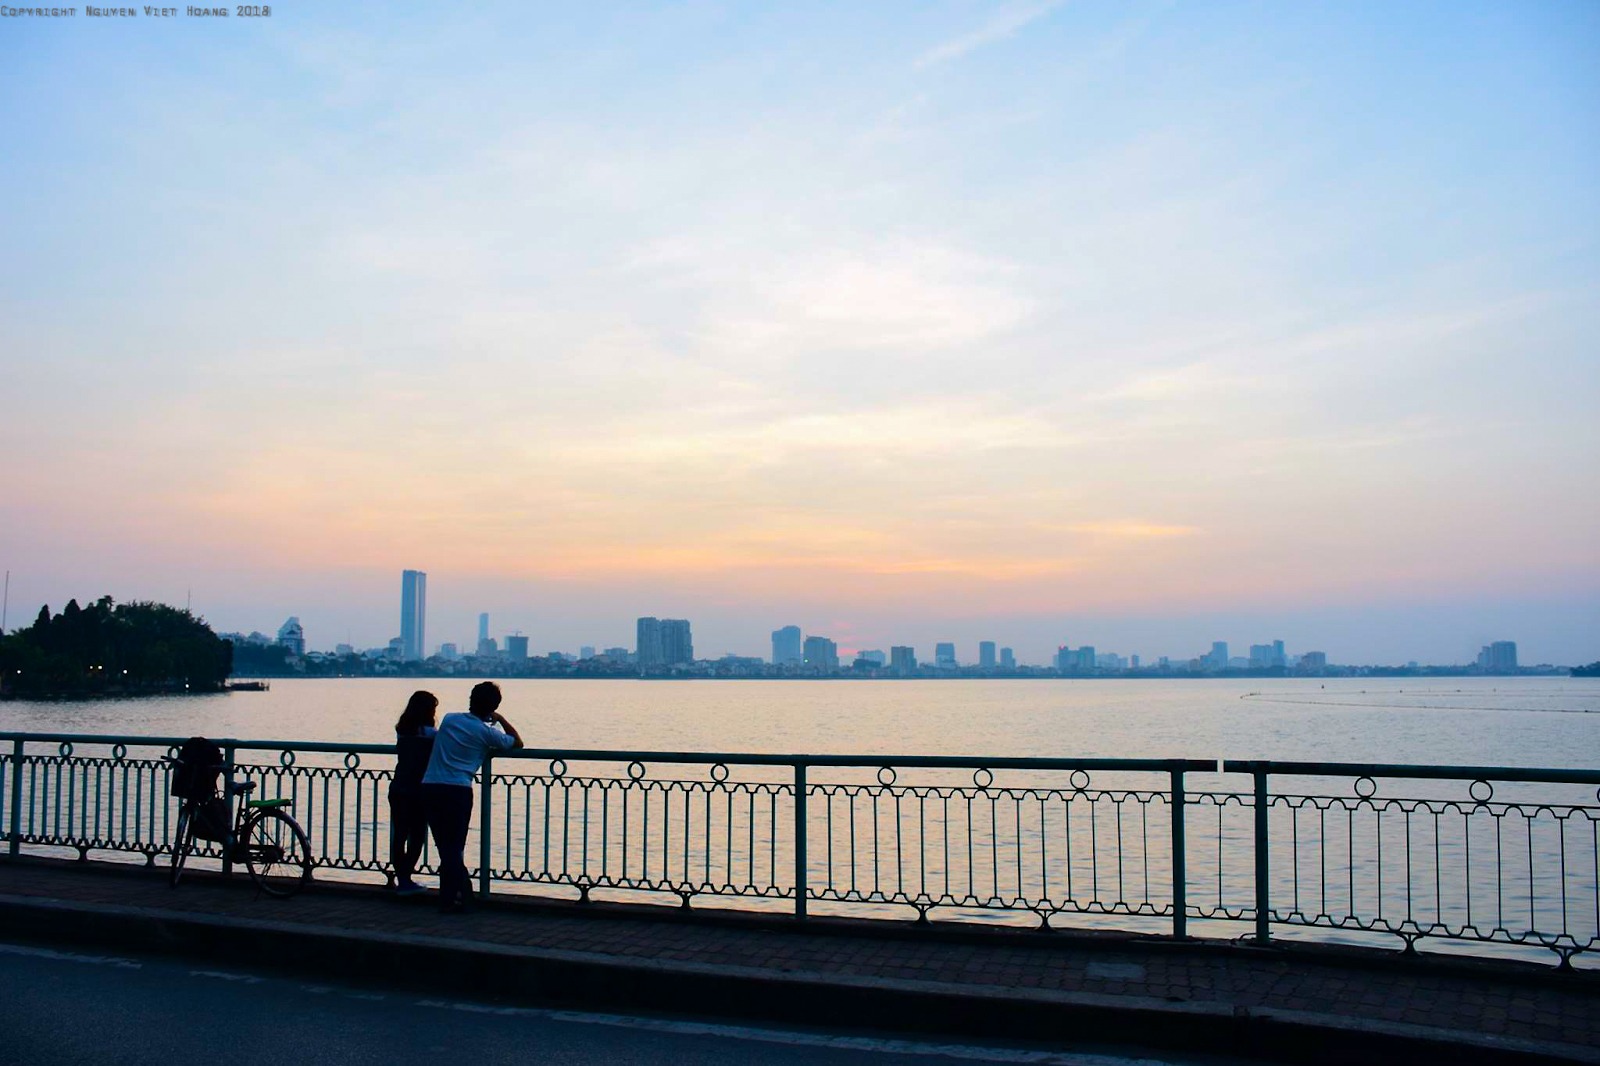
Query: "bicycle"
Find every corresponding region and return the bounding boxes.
[163,757,313,898]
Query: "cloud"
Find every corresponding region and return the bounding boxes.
[916,1,1065,68]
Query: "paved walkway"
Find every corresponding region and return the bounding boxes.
[0,857,1595,1063]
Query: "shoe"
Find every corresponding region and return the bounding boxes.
[395,881,426,897]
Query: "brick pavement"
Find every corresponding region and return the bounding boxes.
[1,857,1595,1062]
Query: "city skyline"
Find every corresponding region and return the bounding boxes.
[3,4,1596,668]
[202,570,1555,668]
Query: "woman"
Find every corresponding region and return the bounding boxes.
[389,690,438,896]
[421,681,522,914]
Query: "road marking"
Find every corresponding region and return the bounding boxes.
[188,970,263,983]
[413,998,1185,1064]
[0,943,142,970]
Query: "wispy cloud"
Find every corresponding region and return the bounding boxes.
[916,1,1065,68]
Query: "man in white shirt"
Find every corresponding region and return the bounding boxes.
[421,681,523,913]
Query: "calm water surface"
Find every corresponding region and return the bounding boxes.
[2,677,1597,767]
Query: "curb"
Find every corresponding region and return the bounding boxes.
[0,892,1592,1065]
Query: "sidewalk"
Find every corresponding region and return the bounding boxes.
[0,857,1594,1064]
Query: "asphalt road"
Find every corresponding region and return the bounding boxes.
[0,939,1249,1066]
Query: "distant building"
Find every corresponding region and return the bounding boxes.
[478,613,489,646]
[1207,642,1229,670]
[1000,647,1015,669]
[890,646,917,675]
[660,619,693,665]
[602,646,630,661]
[803,635,839,672]
[857,649,886,666]
[771,625,803,666]
[276,617,305,657]
[1478,641,1517,673]
[439,642,459,660]
[477,636,498,657]
[504,634,529,663]
[579,645,596,660]
[1249,641,1288,669]
[1300,651,1328,672]
[636,617,662,667]
[335,643,355,656]
[935,642,957,669]
[978,641,996,670]
[400,570,427,662]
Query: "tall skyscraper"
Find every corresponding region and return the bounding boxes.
[1000,647,1015,670]
[803,635,839,672]
[636,617,663,667]
[935,642,957,669]
[979,641,997,670]
[890,646,917,675]
[1478,641,1517,673]
[660,619,693,665]
[504,634,529,662]
[400,570,427,662]
[771,625,803,666]
[478,613,489,644]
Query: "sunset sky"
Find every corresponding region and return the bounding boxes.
[2,2,1596,664]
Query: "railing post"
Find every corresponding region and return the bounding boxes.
[1254,766,1270,944]
[478,755,493,899]
[8,738,22,857]
[220,744,236,878]
[793,762,807,920]
[1170,766,1186,939]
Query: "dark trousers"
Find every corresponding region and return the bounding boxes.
[388,788,428,885]
[422,783,474,909]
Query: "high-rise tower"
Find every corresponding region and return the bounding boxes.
[400,570,427,662]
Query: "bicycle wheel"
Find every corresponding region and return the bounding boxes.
[242,808,311,898]
[169,807,193,887]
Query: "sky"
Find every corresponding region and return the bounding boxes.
[1,1,1597,665]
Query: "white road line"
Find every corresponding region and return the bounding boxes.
[413,998,1185,1065]
[187,970,263,983]
[0,943,142,970]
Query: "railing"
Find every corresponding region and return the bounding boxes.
[1,733,1595,965]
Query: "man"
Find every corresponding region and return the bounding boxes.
[421,681,522,913]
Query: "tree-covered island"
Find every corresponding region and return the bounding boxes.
[0,597,231,699]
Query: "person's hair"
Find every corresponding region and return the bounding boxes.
[395,690,439,735]
[468,681,503,718]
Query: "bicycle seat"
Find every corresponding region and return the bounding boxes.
[232,780,257,795]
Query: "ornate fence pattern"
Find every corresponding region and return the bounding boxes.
[2,734,1596,965]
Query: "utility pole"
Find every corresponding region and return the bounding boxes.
[1,570,8,633]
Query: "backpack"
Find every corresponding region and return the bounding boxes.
[190,796,232,842]
[171,736,223,800]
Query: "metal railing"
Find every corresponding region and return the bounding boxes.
[1,733,1595,964]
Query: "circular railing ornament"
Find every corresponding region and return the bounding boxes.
[280,750,296,767]
[627,760,646,781]
[710,763,730,783]
[1069,769,1091,792]
[549,759,567,778]
[58,742,73,758]
[343,752,361,770]
[973,768,994,789]
[165,745,180,760]
[111,743,128,762]
[877,766,897,787]
[1468,779,1494,804]
[1354,776,1377,799]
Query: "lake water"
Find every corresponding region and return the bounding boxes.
[1,676,1596,767]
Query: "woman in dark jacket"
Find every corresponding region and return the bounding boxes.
[390,690,438,895]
